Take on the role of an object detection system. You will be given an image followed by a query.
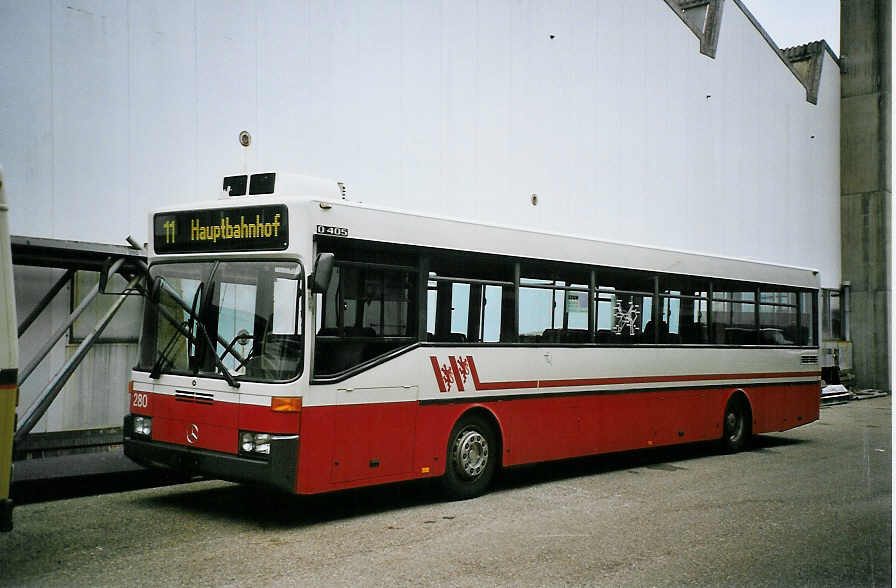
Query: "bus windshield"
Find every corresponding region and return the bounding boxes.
[137,260,304,382]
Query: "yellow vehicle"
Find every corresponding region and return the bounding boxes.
[0,167,17,531]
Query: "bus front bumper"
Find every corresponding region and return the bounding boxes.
[123,416,298,494]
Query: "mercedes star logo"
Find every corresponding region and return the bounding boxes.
[186,423,199,445]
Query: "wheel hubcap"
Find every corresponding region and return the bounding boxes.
[726,410,742,441]
[453,429,489,479]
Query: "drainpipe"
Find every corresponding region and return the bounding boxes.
[841,281,850,342]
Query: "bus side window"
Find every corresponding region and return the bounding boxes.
[519,264,590,344]
[427,255,506,344]
[759,289,798,345]
[315,262,417,377]
[712,282,758,345]
[427,280,469,343]
[659,276,709,344]
[595,267,654,344]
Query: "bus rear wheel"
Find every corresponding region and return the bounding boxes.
[722,396,750,453]
[440,414,497,500]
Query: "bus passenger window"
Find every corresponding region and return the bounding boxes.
[427,253,509,344]
[758,290,798,345]
[518,263,591,344]
[427,279,503,343]
[712,284,757,345]
[315,263,417,376]
[595,268,654,344]
[519,279,590,343]
[659,276,709,344]
[519,279,553,342]
[481,285,502,342]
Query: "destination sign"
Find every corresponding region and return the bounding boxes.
[154,204,289,253]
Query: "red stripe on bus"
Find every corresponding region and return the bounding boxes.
[463,355,817,392]
[537,371,819,388]
[466,357,538,391]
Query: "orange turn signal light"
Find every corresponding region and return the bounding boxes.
[271,396,302,413]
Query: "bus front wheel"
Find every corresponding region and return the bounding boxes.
[440,414,497,500]
[722,396,751,453]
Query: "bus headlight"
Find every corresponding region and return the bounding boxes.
[133,416,152,438]
[240,432,255,453]
[239,431,272,458]
[254,434,271,455]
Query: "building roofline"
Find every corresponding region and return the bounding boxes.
[782,38,840,66]
[664,0,839,105]
[731,0,840,103]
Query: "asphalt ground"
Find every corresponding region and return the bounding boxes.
[10,448,186,505]
[0,396,890,587]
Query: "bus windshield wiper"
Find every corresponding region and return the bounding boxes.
[186,267,239,388]
[146,300,239,386]
[191,318,240,388]
[147,302,198,379]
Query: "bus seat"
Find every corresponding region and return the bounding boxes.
[543,328,591,343]
[662,332,682,344]
[541,329,559,343]
[345,326,377,337]
[642,321,656,343]
[565,329,591,343]
[724,328,756,345]
[313,339,367,375]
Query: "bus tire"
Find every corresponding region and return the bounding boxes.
[440,413,497,500]
[722,395,751,453]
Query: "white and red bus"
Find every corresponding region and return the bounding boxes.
[124,172,821,499]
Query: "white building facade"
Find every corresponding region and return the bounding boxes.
[0,0,841,438]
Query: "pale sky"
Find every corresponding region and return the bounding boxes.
[741,0,841,56]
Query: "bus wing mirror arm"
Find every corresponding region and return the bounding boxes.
[310,253,335,294]
[99,257,148,296]
[149,275,163,303]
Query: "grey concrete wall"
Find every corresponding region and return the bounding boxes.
[840,0,892,390]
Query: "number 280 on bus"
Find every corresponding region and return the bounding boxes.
[124,172,820,500]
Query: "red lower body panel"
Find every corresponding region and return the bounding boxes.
[295,381,819,494]
[746,383,821,433]
[133,382,819,495]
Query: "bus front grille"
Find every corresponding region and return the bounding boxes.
[175,391,214,405]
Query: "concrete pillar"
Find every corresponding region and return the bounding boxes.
[840,0,891,391]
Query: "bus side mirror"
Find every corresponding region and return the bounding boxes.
[310,253,335,293]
